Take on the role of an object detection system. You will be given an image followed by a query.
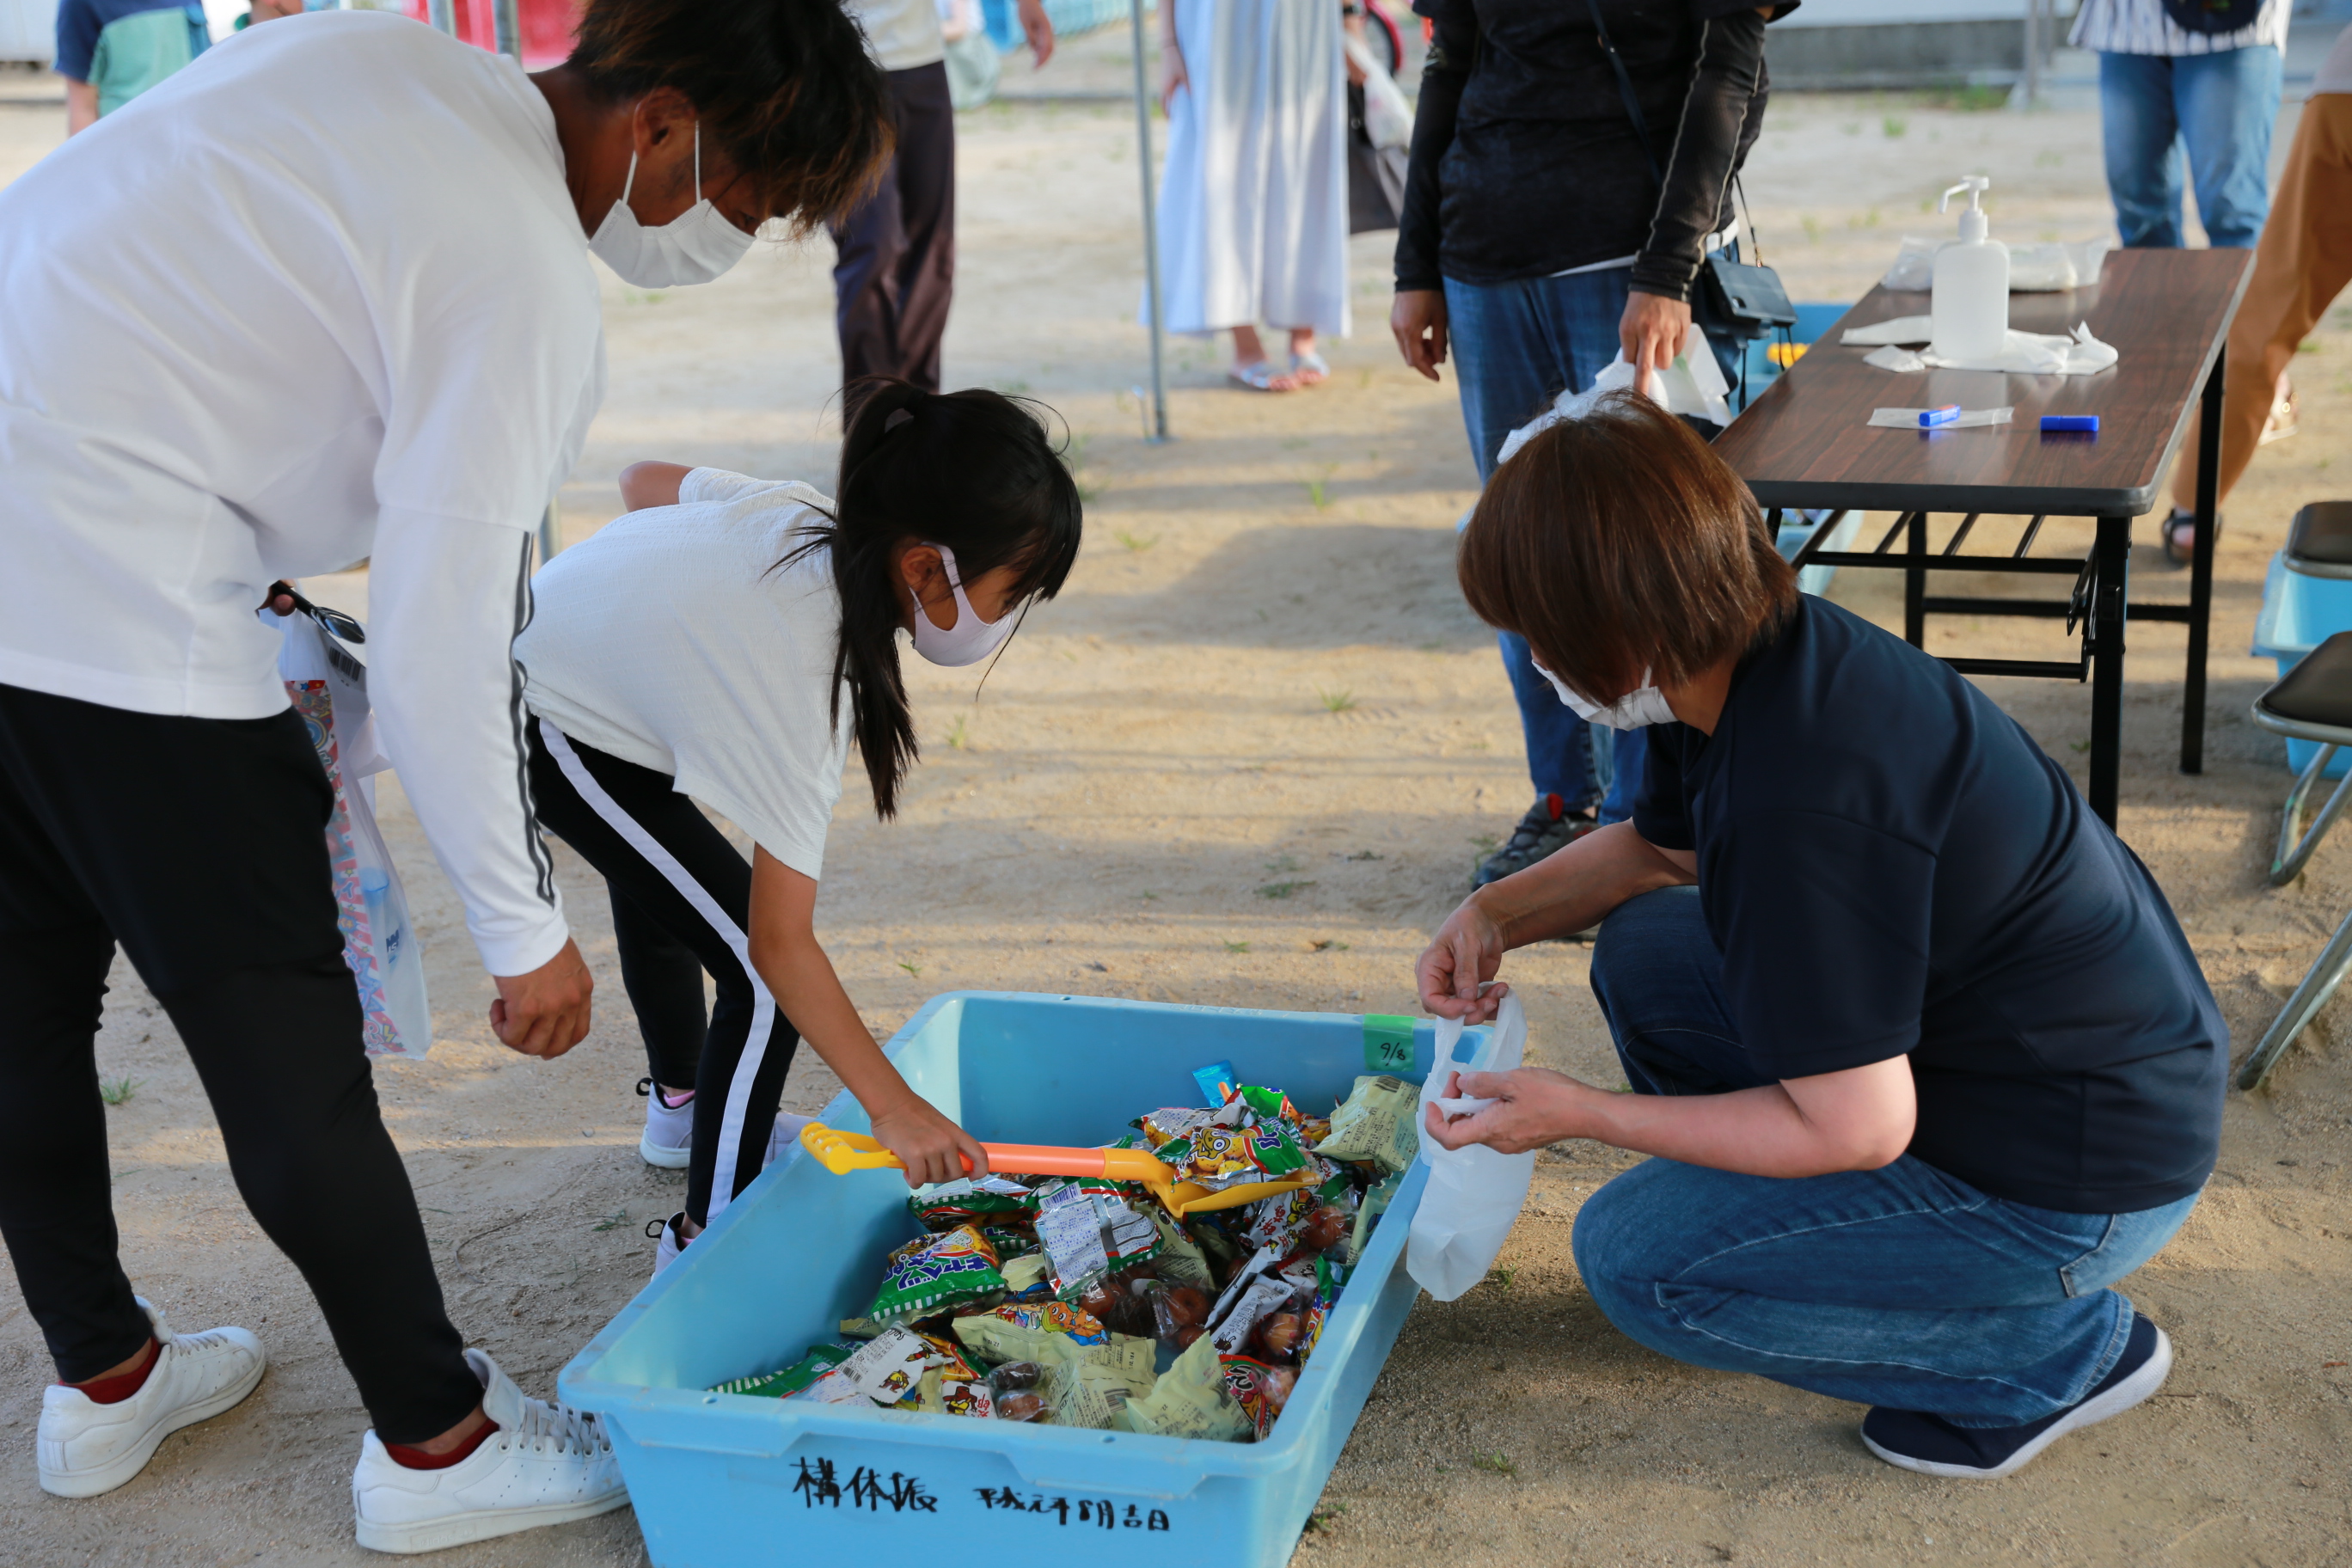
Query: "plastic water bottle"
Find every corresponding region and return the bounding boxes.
[358,864,430,1050]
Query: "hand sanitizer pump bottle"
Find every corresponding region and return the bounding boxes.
[1930,176,2009,362]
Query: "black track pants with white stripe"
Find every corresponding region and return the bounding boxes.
[525,718,800,1227]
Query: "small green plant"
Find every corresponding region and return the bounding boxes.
[1485,1266,1516,1291]
[592,1208,628,1233]
[897,959,923,977]
[1257,880,1313,900]
[1347,850,1383,861]
[1113,529,1158,553]
[621,288,668,306]
[1882,113,1908,139]
[946,714,971,750]
[2071,739,2092,754]
[100,1075,142,1107]
[1800,212,1822,245]
[1470,1450,1517,1477]
[1305,1502,1349,1531]
[1264,854,1303,875]
[1307,465,1338,511]
[1315,685,1357,714]
[1311,939,1351,952]
[1223,940,1252,954]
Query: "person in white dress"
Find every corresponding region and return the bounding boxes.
[1151,0,1351,391]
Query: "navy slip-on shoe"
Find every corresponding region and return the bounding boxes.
[1859,1314,2171,1480]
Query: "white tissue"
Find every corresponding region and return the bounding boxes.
[1864,344,1927,372]
[1842,315,1934,348]
[1858,323,2117,377]
[1433,1094,1499,1118]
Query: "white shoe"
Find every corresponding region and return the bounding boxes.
[352,1348,628,1554]
[637,1078,692,1170]
[648,1211,688,1278]
[763,1109,814,1171]
[38,1295,266,1498]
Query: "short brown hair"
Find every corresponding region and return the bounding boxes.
[1457,391,1797,704]
[569,0,894,234]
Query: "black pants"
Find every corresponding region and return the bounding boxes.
[525,719,799,1228]
[830,60,955,393]
[0,683,479,1444]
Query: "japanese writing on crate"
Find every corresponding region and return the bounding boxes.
[791,1458,937,1513]
[973,1488,1170,1530]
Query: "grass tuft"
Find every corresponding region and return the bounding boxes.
[1256,880,1314,900]
[1315,685,1357,714]
[1470,1450,1517,1477]
[100,1075,142,1107]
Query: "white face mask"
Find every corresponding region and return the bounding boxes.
[587,120,755,289]
[908,544,1019,667]
[1531,657,1679,730]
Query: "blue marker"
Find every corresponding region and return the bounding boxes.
[2040,414,2099,432]
[1920,405,1961,427]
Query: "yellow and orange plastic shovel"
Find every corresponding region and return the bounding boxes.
[797,1124,1312,1217]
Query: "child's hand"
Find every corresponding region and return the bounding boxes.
[617,461,691,511]
[869,1095,991,1187]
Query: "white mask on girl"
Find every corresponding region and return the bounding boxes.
[587,120,755,289]
[908,544,1017,667]
[1531,657,1678,730]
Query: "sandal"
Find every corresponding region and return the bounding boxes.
[1289,350,1330,386]
[2160,509,2220,567]
[1228,360,1298,392]
[2260,383,2300,446]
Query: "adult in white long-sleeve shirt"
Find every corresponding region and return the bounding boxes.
[0,2,891,1551]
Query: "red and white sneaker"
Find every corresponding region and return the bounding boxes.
[37,1295,266,1498]
[352,1348,628,1554]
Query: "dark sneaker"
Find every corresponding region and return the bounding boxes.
[1860,1314,2171,1479]
[1473,793,1596,888]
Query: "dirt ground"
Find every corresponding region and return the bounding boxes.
[2,38,2349,1568]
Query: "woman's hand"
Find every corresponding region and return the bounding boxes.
[1016,0,1055,66]
[1620,290,1693,377]
[1157,35,1188,113]
[1416,896,1509,1021]
[1422,1067,1589,1155]
[1392,290,1449,381]
[868,1094,991,1188]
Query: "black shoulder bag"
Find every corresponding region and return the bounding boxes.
[1583,0,1794,341]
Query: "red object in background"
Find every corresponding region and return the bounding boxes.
[400,0,582,69]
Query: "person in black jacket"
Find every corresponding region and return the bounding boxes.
[1391,0,1792,891]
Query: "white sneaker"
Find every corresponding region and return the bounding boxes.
[763,1109,814,1171]
[352,1348,628,1554]
[38,1295,266,1498]
[648,1211,688,1278]
[637,1079,693,1170]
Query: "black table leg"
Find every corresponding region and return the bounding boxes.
[1904,511,1927,647]
[2183,343,2226,775]
[2090,514,2131,826]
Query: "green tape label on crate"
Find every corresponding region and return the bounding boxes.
[1362,1014,1416,1073]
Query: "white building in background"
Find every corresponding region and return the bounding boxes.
[1768,0,2080,89]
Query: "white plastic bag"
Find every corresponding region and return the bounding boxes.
[1405,994,1537,1302]
[1592,329,1734,426]
[273,609,432,1058]
[1882,235,2112,294]
[1344,34,1414,151]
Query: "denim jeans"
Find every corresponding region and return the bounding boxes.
[1444,267,1733,823]
[1571,886,2201,1424]
[2098,46,2282,250]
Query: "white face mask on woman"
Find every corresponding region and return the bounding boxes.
[907,544,1018,667]
[1531,656,1678,730]
[587,121,755,289]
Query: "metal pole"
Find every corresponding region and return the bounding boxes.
[1128,0,1169,442]
[2022,0,2041,109]
[492,0,522,59]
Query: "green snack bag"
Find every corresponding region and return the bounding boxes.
[908,1175,1039,1232]
[709,1343,852,1399]
[1237,1085,1302,1126]
[1116,1332,1249,1442]
[869,1224,1008,1325]
[1348,1170,1404,1263]
[1314,1075,1419,1174]
[1042,1333,1156,1430]
[1151,1210,1215,1290]
[1244,1121,1308,1176]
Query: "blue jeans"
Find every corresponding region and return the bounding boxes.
[2098,47,2282,250]
[1571,887,2201,1424]
[1445,267,1733,823]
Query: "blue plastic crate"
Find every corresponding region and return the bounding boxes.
[2252,552,2352,778]
[559,991,1452,1568]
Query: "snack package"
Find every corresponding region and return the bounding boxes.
[1209,1276,1291,1357]
[792,1326,945,1406]
[1219,1355,1297,1441]
[1314,1075,1420,1174]
[1250,1310,1303,1363]
[869,1224,1008,1324]
[1036,1179,1159,1297]
[1118,1332,1249,1441]
[983,1224,1040,1261]
[1236,1084,1303,1127]
[1191,1060,1239,1106]
[986,1359,1048,1422]
[1150,1210,1215,1290]
[916,1332,985,1383]
[909,1175,1038,1232]
[951,1301,1107,1366]
[1204,1244,1282,1331]
[1000,1252,1053,1301]
[910,1365,997,1418]
[1078,1260,1162,1338]
[837,1317,887,1341]
[1240,1187,1321,1254]
[1144,1280,1212,1351]
[708,1344,851,1399]
[1042,1332,1157,1430]
[1348,1170,1404,1263]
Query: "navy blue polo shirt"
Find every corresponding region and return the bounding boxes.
[1632,596,2226,1214]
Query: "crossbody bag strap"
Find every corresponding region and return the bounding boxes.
[1583,0,1663,187]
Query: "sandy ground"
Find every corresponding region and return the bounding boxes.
[3,30,2350,1566]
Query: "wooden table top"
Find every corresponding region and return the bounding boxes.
[1714,248,2253,518]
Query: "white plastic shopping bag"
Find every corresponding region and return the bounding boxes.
[1344,34,1414,151]
[273,609,432,1058]
[1405,993,1537,1302]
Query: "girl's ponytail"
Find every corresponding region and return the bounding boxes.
[783,378,1083,818]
